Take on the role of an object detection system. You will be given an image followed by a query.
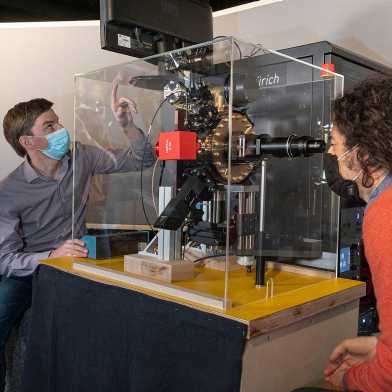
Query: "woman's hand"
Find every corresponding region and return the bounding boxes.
[324,336,377,387]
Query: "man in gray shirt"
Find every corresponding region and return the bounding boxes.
[0,91,154,390]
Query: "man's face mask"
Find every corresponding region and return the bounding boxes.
[40,128,71,160]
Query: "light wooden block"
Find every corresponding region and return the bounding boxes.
[73,261,228,309]
[124,253,195,282]
[184,247,242,271]
[204,256,242,271]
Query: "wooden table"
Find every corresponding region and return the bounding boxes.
[41,257,365,392]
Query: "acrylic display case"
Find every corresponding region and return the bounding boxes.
[72,37,344,310]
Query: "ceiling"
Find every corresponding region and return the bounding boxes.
[0,0,254,22]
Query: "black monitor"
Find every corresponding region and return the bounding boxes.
[100,0,213,58]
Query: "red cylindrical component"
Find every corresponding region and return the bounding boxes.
[320,63,336,78]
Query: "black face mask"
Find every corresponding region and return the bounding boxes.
[323,153,361,202]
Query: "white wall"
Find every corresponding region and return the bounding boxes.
[214,0,392,67]
[0,21,128,179]
[1,1,391,178]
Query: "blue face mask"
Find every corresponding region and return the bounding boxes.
[40,128,71,160]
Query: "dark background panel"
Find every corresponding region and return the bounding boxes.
[0,0,254,22]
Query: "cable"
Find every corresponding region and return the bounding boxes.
[158,160,166,188]
[212,35,242,60]
[151,159,166,216]
[151,158,160,215]
[140,94,174,229]
[246,43,267,58]
[233,40,243,60]
[192,254,226,264]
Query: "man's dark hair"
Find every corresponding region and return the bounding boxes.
[3,98,53,157]
[333,77,392,187]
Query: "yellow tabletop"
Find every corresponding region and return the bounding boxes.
[41,257,365,338]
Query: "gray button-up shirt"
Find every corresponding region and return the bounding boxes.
[0,139,155,277]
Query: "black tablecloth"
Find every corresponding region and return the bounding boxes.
[22,265,247,392]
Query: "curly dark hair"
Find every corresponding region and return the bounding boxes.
[3,98,53,157]
[333,77,392,188]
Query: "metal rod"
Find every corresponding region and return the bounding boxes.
[255,256,266,287]
[256,160,267,287]
[259,160,267,232]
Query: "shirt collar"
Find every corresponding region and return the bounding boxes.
[23,159,39,183]
[23,152,71,183]
[366,171,392,211]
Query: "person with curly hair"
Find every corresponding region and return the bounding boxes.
[323,77,392,392]
[292,77,392,392]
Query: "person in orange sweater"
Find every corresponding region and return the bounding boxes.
[293,77,392,392]
[323,77,392,391]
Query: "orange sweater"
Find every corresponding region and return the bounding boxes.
[346,183,392,391]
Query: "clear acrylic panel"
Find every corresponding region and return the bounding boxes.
[72,37,344,310]
[224,40,344,308]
